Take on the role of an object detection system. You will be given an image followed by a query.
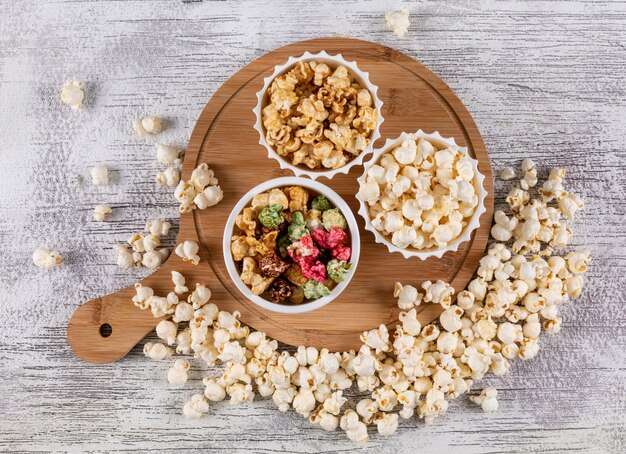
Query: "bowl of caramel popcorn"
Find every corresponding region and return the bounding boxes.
[253,51,384,180]
[223,177,360,314]
[356,131,487,260]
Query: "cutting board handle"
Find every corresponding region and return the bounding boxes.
[67,279,163,364]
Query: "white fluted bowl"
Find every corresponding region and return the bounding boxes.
[356,130,487,260]
[223,177,360,314]
[253,51,384,180]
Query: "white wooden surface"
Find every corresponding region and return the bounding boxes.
[0,1,624,452]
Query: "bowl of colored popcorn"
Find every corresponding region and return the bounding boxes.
[356,131,487,260]
[253,51,383,180]
[223,177,360,314]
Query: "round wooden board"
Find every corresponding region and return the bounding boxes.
[67,38,493,364]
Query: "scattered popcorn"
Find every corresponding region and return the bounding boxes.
[90,165,109,186]
[499,167,516,180]
[156,320,178,345]
[93,204,112,221]
[167,358,190,387]
[134,164,589,444]
[470,387,498,413]
[143,342,173,360]
[175,240,200,265]
[32,247,62,269]
[114,220,171,269]
[358,135,481,251]
[145,219,171,237]
[385,8,410,37]
[133,116,163,137]
[174,163,223,212]
[172,271,188,295]
[156,167,180,188]
[60,80,84,109]
[183,393,209,420]
[155,143,183,166]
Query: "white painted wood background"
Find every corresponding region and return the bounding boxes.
[0,0,624,452]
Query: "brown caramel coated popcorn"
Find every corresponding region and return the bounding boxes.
[268,277,293,303]
[262,60,378,170]
[257,252,290,279]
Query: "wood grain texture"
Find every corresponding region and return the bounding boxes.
[68,37,494,361]
[0,1,624,453]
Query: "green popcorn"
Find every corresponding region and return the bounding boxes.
[311,195,332,212]
[302,279,331,300]
[322,208,347,231]
[277,234,291,259]
[288,222,309,242]
[258,203,284,228]
[291,210,305,225]
[327,259,352,283]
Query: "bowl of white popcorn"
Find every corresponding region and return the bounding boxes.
[253,51,384,180]
[356,131,487,260]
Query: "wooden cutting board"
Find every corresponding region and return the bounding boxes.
[67,38,494,364]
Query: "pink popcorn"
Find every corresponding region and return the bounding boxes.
[299,259,327,283]
[331,244,351,262]
[311,227,346,249]
[287,234,319,260]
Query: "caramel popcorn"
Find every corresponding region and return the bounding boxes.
[258,252,290,279]
[262,60,378,170]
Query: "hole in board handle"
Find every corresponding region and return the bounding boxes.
[99,323,113,338]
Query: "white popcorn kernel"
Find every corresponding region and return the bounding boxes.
[113,244,134,269]
[133,116,163,137]
[167,358,190,387]
[143,342,173,360]
[171,271,188,295]
[399,309,422,336]
[385,8,410,37]
[155,143,183,165]
[293,388,316,416]
[142,250,164,269]
[375,412,399,436]
[203,378,227,402]
[156,320,178,345]
[470,387,498,413]
[518,338,539,360]
[90,165,109,186]
[499,167,516,180]
[156,167,180,188]
[340,410,369,443]
[145,219,171,237]
[357,179,380,205]
[394,282,423,310]
[195,185,224,209]
[175,240,200,265]
[183,393,209,420]
[60,80,84,109]
[32,247,62,269]
[521,158,536,173]
[93,204,112,222]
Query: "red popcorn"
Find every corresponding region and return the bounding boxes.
[331,243,351,262]
[287,234,320,260]
[311,227,346,249]
[299,258,328,283]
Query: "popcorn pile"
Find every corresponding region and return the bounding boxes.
[231,186,353,304]
[114,219,172,269]
[262,60,378,170]
[138,161,589,443]
[174,163,224,213]
[357,135,480,250]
